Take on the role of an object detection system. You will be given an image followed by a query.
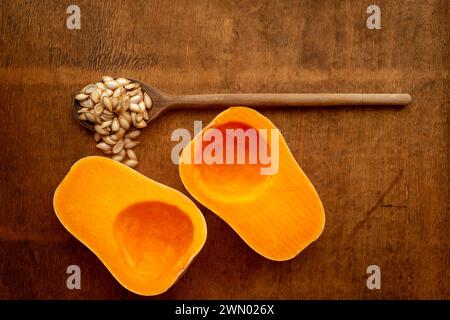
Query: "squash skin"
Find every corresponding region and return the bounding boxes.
[179,107,325,261]
[53,156,207,296]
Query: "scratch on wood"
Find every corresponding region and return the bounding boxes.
[347,170,404,240]
[380,204,407,208]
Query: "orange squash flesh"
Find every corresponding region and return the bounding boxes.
[179,107,325,261]
[53,156,207,296]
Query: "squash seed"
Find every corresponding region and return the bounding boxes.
[124,140,139,149]
[77,107,90,114]
[100,120,112,128]
[116,78,131,85]
[105,81,120,90]
[102,76,114,82]
[130,94,142,104]
[101,114,112,121]
[96,82,107,91]
[111,117,120,132]
[144,92,152,109]
[122,111,132,123]
[112,97,119,109]
[75,93,89,100]
[83,84,97,94]
[90,89,101,103]
[126,149,137,160]
[123,159,138,168]
[112,155,124,162]
[130,103,140,113]
[138,101,146,113]
[125,130,140,139]
[102,136,117,145]
[122,95,130,112]
[135,121,147,129]
[85,112,96,123]
[119,115,130,130]
[116,127,126,137]
[128,88,141,97]
[80,99,94,109]
[116,102,123,114]
[93,103,103,115]
[112,139,124,154]
[94,124,109,135]
[113,88,122,98]
[124,83,139,90]
[102,96,112,112]
[96,142,111,151]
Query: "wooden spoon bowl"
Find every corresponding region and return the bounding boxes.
[73,79,171,130]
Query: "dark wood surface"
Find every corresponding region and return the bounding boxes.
[0,0,448,299]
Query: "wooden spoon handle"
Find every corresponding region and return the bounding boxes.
[168,93,411,109]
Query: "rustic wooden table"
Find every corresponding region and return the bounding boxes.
[0,0,448,299]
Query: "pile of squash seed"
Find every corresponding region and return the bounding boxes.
[75,76,153,168]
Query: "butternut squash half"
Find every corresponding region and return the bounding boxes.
[53,156,207,296]
[179,107,325,261]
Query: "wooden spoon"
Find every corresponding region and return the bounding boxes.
[73,79,412,130]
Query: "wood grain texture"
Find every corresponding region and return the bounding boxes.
[0,0,448,299]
